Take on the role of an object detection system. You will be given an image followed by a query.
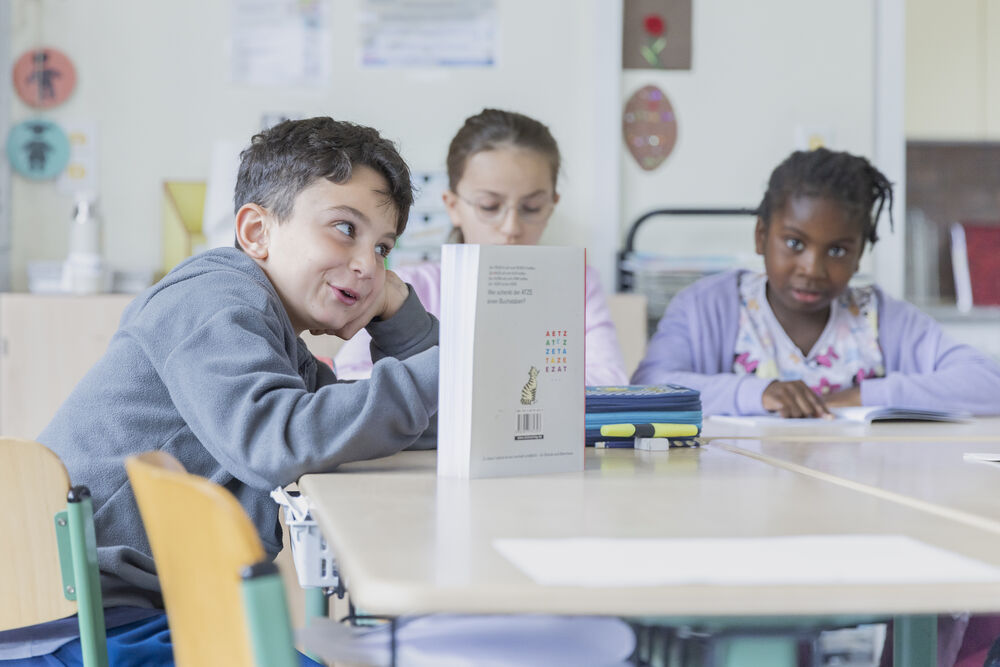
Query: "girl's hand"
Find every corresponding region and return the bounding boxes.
[761,380,832,418]
[824,385,861,408]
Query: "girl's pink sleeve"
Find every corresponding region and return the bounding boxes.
[584,266,629,386]
[332,329,375,379]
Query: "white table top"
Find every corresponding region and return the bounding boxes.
[299,446,1000,618]
[702,415,1000,442]
[714,436,1000,534]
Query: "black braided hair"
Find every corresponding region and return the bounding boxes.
[757,148,894,247]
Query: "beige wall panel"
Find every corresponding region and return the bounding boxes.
[0,294,132,438]
[906,0,986,139]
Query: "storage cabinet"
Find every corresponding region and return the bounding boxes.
[0,294,345,439]
[906,0,1000,140]
[0,294,133,439]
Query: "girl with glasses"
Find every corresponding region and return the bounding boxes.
[334,108,628,385]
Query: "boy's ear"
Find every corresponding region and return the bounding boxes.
[754,217,767,255]
[235,204,270,259]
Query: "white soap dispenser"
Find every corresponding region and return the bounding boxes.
[63,195,108,294]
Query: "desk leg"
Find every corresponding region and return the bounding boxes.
[305,587,328,624]
[715,637,797,667]
[893,615,936,667]
[302,588,329,664]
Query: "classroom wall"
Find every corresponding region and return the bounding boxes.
[6,0,881,292]
[619,0,877,271]
[6,0,611,290]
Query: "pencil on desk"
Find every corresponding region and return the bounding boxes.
[600,423,699,438]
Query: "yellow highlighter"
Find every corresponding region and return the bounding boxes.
[600,423,699,438]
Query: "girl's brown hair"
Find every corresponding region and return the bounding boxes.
[445,109,560,243]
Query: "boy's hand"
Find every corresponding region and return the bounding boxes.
[825,385,861,408]
[762,380,832,419]
[313,270,409,341]
[374,269,409,322]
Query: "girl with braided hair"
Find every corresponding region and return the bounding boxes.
[633,147,1000,418]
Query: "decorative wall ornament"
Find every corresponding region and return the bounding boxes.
[12,47,77,108]
[6,119,70,180]
[623,85,677,171]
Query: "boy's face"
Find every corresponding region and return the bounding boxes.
[256,167,398,334]
[755,195,863,319]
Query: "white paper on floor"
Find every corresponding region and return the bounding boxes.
[493,535,1000,587]
[299,614,636,667]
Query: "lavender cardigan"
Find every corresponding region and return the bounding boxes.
[631,270,1000,416]
[335,261,629,385]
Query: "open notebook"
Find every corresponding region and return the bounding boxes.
[831,406,971,423]
[712,405,971,427]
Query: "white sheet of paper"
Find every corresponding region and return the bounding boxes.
[493,535,1000,587]
[299,614,635,667]
[703,415,855,436]
[230,0,330,86]
[57,120,99,196]
[360,0,497,67]
[708,412,854,428]
[705,407,968,432]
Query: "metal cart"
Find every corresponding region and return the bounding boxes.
[617,207,758,328]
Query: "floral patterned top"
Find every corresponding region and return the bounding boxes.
[732,272,885,396]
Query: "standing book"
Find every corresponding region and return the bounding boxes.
[438,244,585,478]
[951,221,1000,311]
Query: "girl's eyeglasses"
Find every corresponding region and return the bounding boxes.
[454,192,554,226]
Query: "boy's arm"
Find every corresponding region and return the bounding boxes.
[160,305,438,490]
[365,284,439,449]
[631,284,772,416]
[332,266,439,380]
[367,284,439,363]
[861,292,1000,415]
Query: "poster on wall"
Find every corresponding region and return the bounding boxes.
[230,0,330,86]
[57,121,99,196]
[622,0,691,70]
[360,0,497,67]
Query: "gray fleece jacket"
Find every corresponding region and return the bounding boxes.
[38,247,439,609]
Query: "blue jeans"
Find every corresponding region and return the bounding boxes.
[1,612,321,667]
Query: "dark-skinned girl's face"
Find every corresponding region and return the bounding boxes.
[754,195,865,319]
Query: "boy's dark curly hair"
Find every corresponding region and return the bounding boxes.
[234,117,413,237]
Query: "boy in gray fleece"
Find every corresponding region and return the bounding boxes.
[2,117,437,662]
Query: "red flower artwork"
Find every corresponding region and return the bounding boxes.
[640,13,668,66]
[643,13,665,36]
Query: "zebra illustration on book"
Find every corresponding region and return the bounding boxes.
[520,366,539,405]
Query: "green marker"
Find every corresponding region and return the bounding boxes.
[599,423,699,438]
